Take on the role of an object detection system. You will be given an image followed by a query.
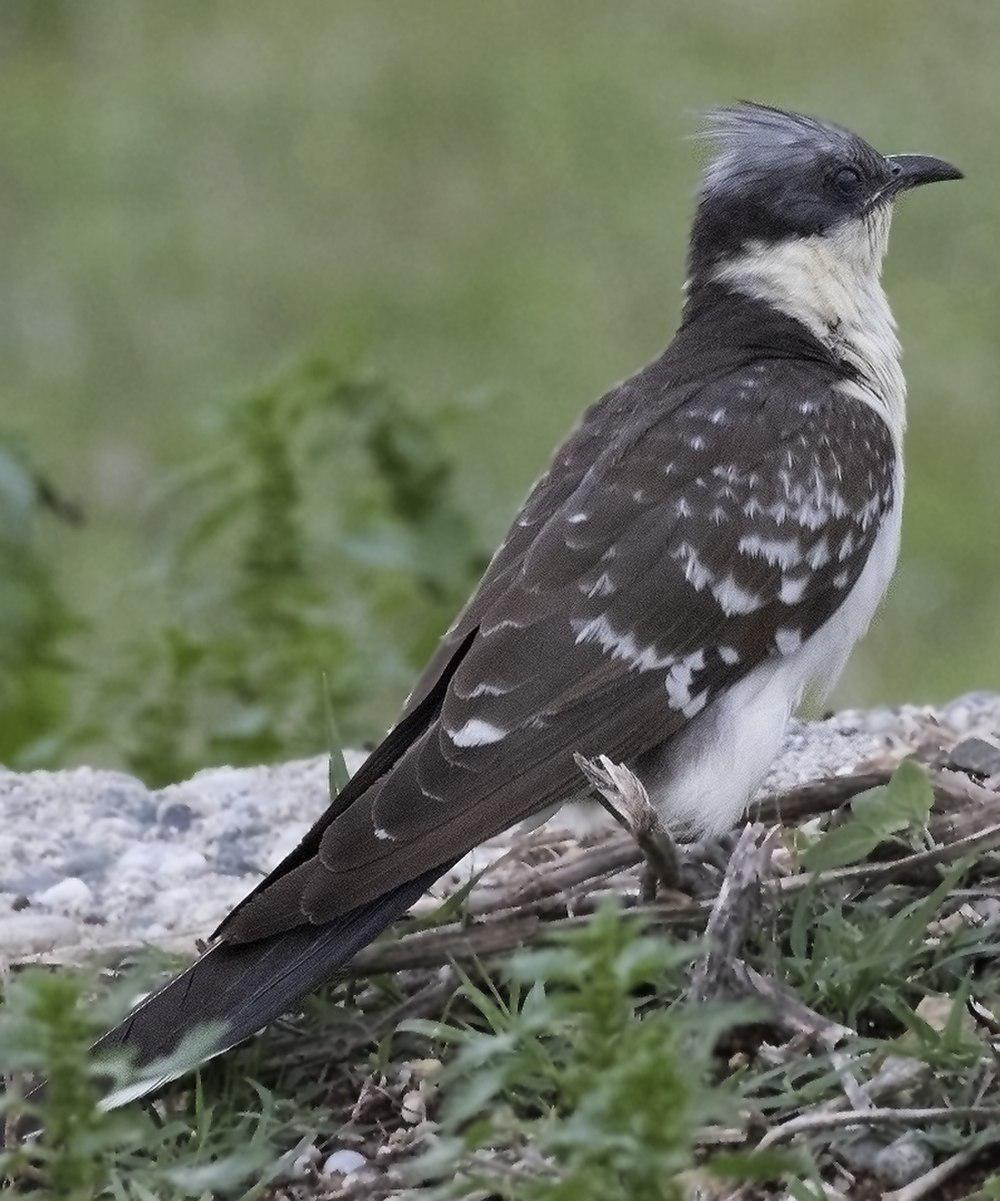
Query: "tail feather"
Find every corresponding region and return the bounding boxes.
[89,632,482,1103]
[93,862,448,1103]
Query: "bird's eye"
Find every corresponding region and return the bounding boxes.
[831,166,862,196]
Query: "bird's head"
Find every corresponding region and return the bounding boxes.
[687,103,961,290]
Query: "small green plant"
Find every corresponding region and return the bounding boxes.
[0,969,316,1199]
[782,867,967,1029]
[801,760,934,872]
[0,971,134,1199]
[70,357,484,784]
[0,435,81,767]
[404,905,779,1200]
[779,765,968,1028]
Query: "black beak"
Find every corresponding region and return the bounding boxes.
[886,153,963,192]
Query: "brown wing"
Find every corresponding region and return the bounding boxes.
[220,355,896,945]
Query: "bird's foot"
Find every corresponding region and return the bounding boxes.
[573,753,683,902]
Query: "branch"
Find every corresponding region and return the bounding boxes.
[755,1105,1000,1150]
[345,821,1000,978]
[465,835,641,916]
[690,824,773,1004]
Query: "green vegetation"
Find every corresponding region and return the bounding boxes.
[400,910,769,1201]
[6,784,1000,1198]
[0,908,800,1200]
[73,357,482,784]
[1,358,483,781]
[0,437,80,765]
[0,969,319,1199]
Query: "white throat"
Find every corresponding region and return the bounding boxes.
[711,212,906,446]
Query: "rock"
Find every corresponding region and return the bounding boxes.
[321,1149,367,1177]
[948,736,1000,777]
[1,693,999,960]
[35,877,93,914]
[941,691,1000,732]
[973,897,1000,924]
[159,802,194,832]
[212,842,262,878]
[400,1089,425,1124]
[873,1133,932,1187]
[59,849,112,879]
[913,992,976,1037]
[406,1058,443,1080]
[1,866,62,896]
[288,1142,320,1179]
[118,843,207,880]
[0,913,78,956]
[836,1134,883,1174]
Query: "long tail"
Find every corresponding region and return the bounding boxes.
[92,863,445,1106]
[72,634,480,1110]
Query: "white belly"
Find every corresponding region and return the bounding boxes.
[643,479,903,835]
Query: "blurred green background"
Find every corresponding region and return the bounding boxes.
[1,1,997,781]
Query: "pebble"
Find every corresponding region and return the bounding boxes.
[873,1133,932,1186]
[0,913,79,957]
[836,1134,882,1174]
[400,1089,425,1124]
[321,1149,367,1177]
[35,876,93,914]
[159,802,194,832]
[0,694,999,960]
[913,992,976,1038]
[288,1142,320,1179]
[948,736,1000,778]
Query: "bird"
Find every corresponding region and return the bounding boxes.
[92,102,961,1100]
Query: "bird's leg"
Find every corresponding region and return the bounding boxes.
[573,753,681,901]
[638,860,661,904]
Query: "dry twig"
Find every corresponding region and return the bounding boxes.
[343,819,1000,978]
[690,824,774,1004]
[755,1105,1000,1151]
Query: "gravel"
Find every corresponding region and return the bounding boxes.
[2,692,999,964]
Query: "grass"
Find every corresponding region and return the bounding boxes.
[0,913,780,1200]
[0,970,322,1199]
[397,913,775,1201]
[5,764,1000,1198]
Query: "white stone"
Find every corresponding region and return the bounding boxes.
[118,843,207,879]
[2,695,1000,963]
[36,877,92,914]
[0,913,78,957]
[400,1088,425,1124]
[321,1149,367,1177]
[286,1142,320,1179]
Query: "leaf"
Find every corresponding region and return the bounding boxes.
[802,760,933,871]
[164,1147,274,1195]
[787,1179,827,1201]
[440,1066,507,1127]
[404,858,502,932]
[321,676,351,800]
[397,1017,472,1045]
[708,1147,800,1181]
